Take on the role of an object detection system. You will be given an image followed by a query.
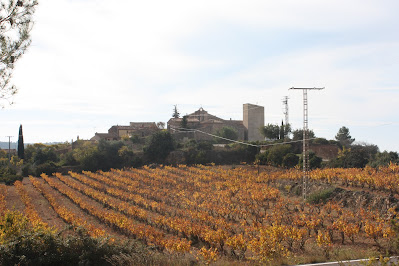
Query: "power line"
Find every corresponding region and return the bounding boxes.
[170,127,259,147]
[170,126,317,148]
[258,138,318,147]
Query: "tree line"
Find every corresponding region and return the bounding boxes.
[1,124,398,184]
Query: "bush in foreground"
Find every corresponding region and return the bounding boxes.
[0,210,169,266]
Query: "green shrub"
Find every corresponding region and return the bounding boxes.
[256,144,292,166]
[61,152,78,166]
[215,126,238,143]
[306,188,335,204]
[309,154,323,169]
[130,134,143,144]
[22,164,34,176]
[328,140,338,145]
[0,175,22,185]
[313,138,329,145]
[282,153,299,168]
[144,131,175,164]
[0,162,16,176]
[299,151,322,169]
[256,150,269,165]
[196,141,213,151]
[0,161,21,184]
[35,162,58,176]
[0,210,162,266]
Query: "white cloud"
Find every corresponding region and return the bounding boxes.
[4,0,399,151]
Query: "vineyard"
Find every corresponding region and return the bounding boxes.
[2,164,399,265]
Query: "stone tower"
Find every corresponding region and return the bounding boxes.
[243,103,264,141]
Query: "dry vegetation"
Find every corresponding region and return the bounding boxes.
[2,164,399,265]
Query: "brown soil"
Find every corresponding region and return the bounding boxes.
[54,174,195,244]
[5,177,128,240]
[34,177,128,240]
[21,178,68,230]
[5,184,25,212]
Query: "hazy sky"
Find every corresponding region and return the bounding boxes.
[2,0,399,152]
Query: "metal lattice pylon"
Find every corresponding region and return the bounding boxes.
[282,96,289,127]
[290,87,324,199]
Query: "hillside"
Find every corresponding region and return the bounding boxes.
[2,165,399,265]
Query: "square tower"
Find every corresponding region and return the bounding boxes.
[243,103,264,141]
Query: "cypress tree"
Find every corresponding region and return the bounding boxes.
[280,120,285,140]
[18,124,24,159]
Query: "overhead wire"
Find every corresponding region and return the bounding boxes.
[170,126,317,148]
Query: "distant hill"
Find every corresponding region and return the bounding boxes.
[0,142,17,150]
[0,141,65,150]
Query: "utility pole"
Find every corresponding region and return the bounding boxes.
[289,87,324,199]
[6,136,13,161]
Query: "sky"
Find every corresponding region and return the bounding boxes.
[2,0,399,152]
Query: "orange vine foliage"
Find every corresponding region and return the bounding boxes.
[30,176,105,238]
[14,181,48,229]
[44,173,190,252]
[0,184,7,215]
[196,247,219,265]
[20,163,399,262]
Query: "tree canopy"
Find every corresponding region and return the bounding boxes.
[180,115,188,129]
[292,129,315,141]
[0,0,38,106]
[335,126,355,148]
[283,123,291,138]
[369,151,399,168]
[256,144,294,167]
[261,123,291,140]
[261,123,280,140]
[144,130,175,163]
[215,126,238,143]
[172,105,180,118]
[329,144,378,168]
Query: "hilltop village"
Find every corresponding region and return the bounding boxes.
[92,103,265,142]
[1,103,397,184]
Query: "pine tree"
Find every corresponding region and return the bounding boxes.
[0,0,38,107]
[17,124,24,159]
[335,126,355,148]
[172,105,180,118]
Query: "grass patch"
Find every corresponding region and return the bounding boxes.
[307,187,335,204]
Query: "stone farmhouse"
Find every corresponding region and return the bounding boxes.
[91,122,159,141]
[167,103,264,142]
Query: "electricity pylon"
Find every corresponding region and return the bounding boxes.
[289,87,324,199]
[282,96,289,129]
